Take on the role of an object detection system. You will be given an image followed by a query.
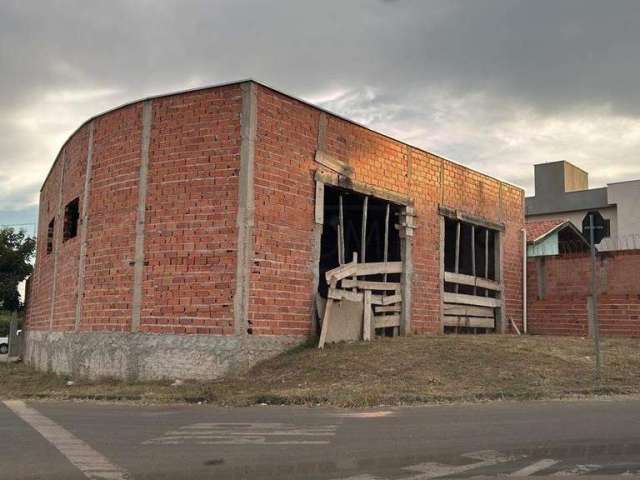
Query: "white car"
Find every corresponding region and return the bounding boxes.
[0,330,21,355]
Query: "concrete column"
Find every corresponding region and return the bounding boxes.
[438,215,445,333]
[234,82,257,335]
[310,180,324,338]
[75,122,95,331]
[131,101,153,332]
[496,230,506,333]
[400,207,414,335]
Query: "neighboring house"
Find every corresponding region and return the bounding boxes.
[526,219,589,257]
[525,161,640,250]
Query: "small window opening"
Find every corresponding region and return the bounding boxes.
[46,219,55,254]
[63,198,80,241]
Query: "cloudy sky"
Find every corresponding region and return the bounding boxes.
[2,0,640,234]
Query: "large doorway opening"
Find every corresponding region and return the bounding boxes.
[316,184,404,345]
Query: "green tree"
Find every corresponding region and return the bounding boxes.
[0,227,36,311]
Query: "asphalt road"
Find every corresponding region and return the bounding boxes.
[1,397,640,479]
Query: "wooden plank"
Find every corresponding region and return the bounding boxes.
[315,150,353,177]
[352,261,403,277]
[361,196,368,264]
[444,272,501,291]
[438,205,505,231]
[325,260,357,282]
[328,288,363,302]
[370,294,401,305]
[443,304,494,317]
[374,315,401,328]
[342,279,401,291]
[318,279,336,348]
[443,292,502,308]
[443,316,495,329]
[315,170,410,207]
[382,294,402,305]
[349,251,358,291]
[510,317,522,335]
[363,290,372,341]
[374,304,401,313]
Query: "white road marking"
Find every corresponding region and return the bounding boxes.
[510,458,559,476]
[402,450,525,479]
[4,400,130,480]
[143,422,337,446]
[332,411,394,418]
[330,475,383,480]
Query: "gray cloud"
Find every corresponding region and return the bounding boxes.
[2,0,640,228]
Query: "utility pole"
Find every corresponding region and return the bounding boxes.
[587,213,603,382]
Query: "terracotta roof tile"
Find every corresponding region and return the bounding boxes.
[525,219,570,243]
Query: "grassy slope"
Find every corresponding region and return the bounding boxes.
[2,335,639,406]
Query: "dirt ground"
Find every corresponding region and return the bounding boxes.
[2,335,639,407]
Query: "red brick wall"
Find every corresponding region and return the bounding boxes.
[141,86,241,335]
[53,125,90,331]
[527,250,640,336]
[81,104,142,332]
[250,84,524,336]
[26,86,241,335]
[27,156,64,330]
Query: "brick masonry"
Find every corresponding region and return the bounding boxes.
[25,80,525,380]
[527,249,640,336]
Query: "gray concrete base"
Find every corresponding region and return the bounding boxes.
[24,330,304,381]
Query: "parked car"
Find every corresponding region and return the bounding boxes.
[0,330,21,355]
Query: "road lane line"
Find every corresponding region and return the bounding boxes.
[554,464,601,476]
[404,450,523,479]
[4,400,131,480]
[510,459,559,476]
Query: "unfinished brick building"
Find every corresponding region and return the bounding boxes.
[25,80,525,380]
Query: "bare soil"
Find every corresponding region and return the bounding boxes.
[2,335,639,407]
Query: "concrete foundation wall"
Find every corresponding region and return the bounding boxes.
[24,330,303,380]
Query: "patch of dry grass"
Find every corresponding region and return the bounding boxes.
[2,335,639,407]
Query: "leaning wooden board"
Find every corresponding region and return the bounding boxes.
[374,315,400,328]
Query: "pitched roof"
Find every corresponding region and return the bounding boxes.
[525,219,572,244]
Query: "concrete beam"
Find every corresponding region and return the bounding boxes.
[234,82,257,335]
[131,101,153,332]
[315,170,410,206]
